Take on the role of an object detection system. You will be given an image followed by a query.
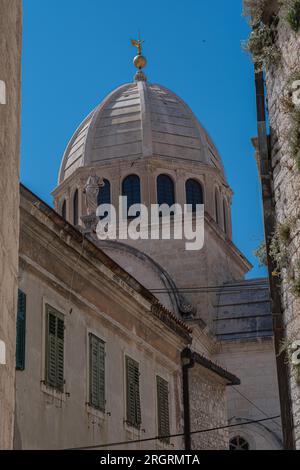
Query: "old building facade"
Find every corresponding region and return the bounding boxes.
[0,7,285,448]
[0,0,22,450]
[15,184,238,450]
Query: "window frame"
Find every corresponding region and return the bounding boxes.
[16,289,26,371]
[157,174,175,208]
[88,332,106,412]
[156,375,170,443]
[185,178,204,212]
[122,174,141,217]
[45,304,65,393]
[73,189,79,226]
[125,355,141,429]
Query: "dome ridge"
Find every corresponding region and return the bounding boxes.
[58,81,225,183]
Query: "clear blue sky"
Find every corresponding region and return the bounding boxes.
[21,0,266,278]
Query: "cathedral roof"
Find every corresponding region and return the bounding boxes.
[58,81,225,183]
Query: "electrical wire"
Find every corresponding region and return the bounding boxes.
[65,415,280,450]
[231,386,282,431]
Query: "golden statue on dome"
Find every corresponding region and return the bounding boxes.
[131,34,147,79]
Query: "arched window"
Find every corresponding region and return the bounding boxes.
[229,436,249,450]
[73,189,79,226]
[157,174,175,207]
[223,198,228,235]
[185,179,203,212]
[215,189,220,225]
[61,200,66,220]
[122,175,141,215]
[97,179,111,206]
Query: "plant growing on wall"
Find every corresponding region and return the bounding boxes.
[243,22,281,71]
[281,70,300,171]
[254,240,268,267]
[269,220,294,276]
[280,0,300,31]
[243,0,269,22]
[242,1,281,71]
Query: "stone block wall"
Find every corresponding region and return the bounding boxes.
[0,0,22,450]
[258,2,300,448]
[189,367,228,450]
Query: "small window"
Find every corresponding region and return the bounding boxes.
[126,356,141,429]
[73,189,79,226]
[122,175,141,216]
[157,174,175,207]
[229,436,250,450]
[16,290,26,370]
[215,190,220,225]
[157,376,170,443]
[89,333,105,411]
[45,305,65,392]
[61,200,66,220]
[223,199,228,235]
[97,179,111,206]
[185,179,203,212]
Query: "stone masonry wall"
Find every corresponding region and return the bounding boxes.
[189,367,228,450]
[263,5,300,448]
[0,0,22,449]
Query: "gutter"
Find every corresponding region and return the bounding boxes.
[181,348,195,451]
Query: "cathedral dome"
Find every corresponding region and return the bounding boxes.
[58,81,225,183]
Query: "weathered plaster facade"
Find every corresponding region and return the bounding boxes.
[0,0,22,450]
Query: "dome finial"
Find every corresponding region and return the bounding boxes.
[131,33,147,82]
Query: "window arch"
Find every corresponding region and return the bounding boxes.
[73,189,79,226]
[61,200,66,220]
[97,179,111,206]
[215,189,220,225]
[122,175,141,214]
[229,436,249,450]
[223,198,228,235]
[157,174,175,207]
[185,179,203,211]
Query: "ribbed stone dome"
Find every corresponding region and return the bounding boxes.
[59,81,225,183]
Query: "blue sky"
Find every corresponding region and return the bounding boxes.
[21,0,266,278]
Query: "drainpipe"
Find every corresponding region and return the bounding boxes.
[181,347,195,451]
[254,70,295,449]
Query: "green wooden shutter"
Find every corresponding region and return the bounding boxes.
[16,290,26,370]
[157,376,170,442]
[46,306,64,392]
[126,356,141,428]
[89,333,105,411]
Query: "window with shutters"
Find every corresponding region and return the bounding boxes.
[125,356,141,429]
[16,290,26,370]
[45,305,65,392]
[89,333,105,412]
[157,376,170,443]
